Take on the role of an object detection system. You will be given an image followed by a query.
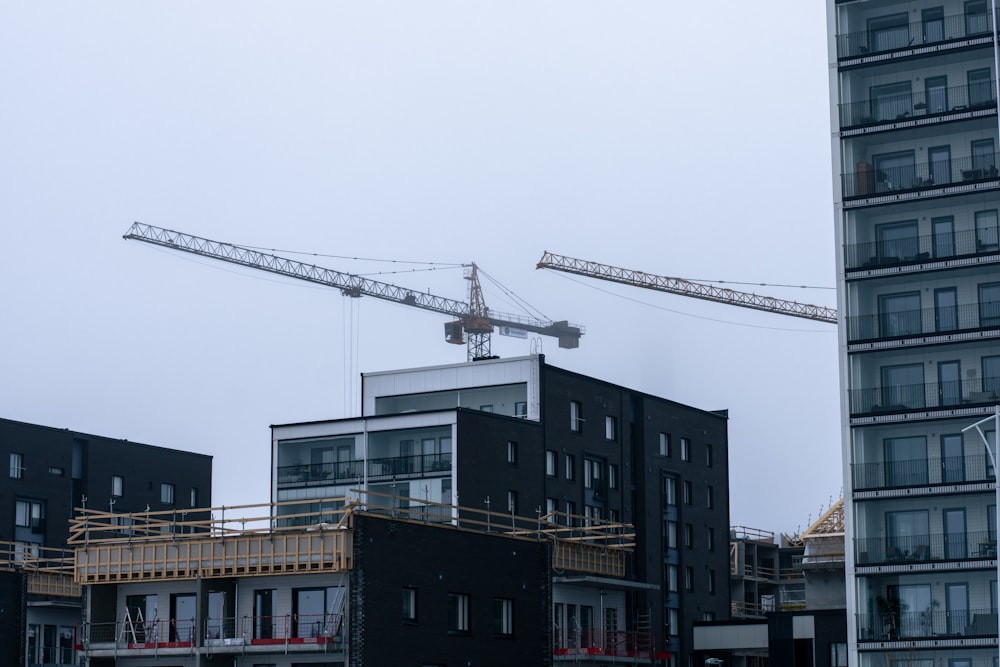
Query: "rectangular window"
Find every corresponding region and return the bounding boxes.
[972,138,996,174]
[546,498,557,517]
[608,508,619,523]
[570,400,582,432]
[9,453,22,479]
[659,433,670,457]
[969,67,993,108]
[667,564,678,592]
[605,416,616,441]
[608,463,618,489]
[668,608,678,636]
[507,490,518,514]
[584,458,602,490]
[111,475,124,497]
[932,216,955,258]
[584,505,602,525]
[448,593,470,633]
[979,282,1000,327]
[190,487,198,508]
[564,501,576,526]
[680,437,691,462]
[507,441,517,464]
[666,520,677,550]
[402,588,417,622]
[881,363,925,409]
[871,80,912,122]
[47,466,63,477]
[161,483,175,505]
[876,219,919,262]
[830,642,848,667]
[565,454,575,481]
[493,598,514,636]
[707,527,716,551]
[683,480,692,505]
[708,569,716,594]
[15,499,44,533]
[707,485,715,509]
[684,566,694,591]
[967,0,989,35]
[984,355,1000,393]
[879,291,922,337]
[514,401,527,418]
[479,404,493,413]
[684,523,693,547]
[545,450,557,477]
[705,444,713,467]
[874,150,916,194]
[664,476,677,506]
[976,209,999,252]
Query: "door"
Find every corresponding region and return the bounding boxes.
[946,583,969,634]
[944,508,967,559]
[925,75,948,115]
[979,283,1000,327]
[941,433,966,482]
[972,138,995,175]
[966,0,989,35]
[976,209,999,252]
[255,589,274,640]
[938,360,962,406]
[935,288,958,332]
[968,68,993,108]
[170,593,196,642]
[206,590,225,640]
[896,584,932,637]
[922,6,945,42]
[932,217,955,258]
[295,588,326,638]
[884,436,928,487]
[310,446,334,481]
[928,145,951,185]
[876,220,919,262]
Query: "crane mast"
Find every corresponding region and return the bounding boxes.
[123,223,584,360]
[537,251,837,324]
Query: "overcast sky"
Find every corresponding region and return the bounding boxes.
[1,2,837,535]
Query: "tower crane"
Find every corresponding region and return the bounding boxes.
[123,223,584,361]
[536,251,837,324]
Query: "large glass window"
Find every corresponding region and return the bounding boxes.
[972,138,996,175]
[871,81,912,121]
[569,400,582,432]
[876,220,919,262]
[868,13,909,52]
[922,7,944,42]
[980,283,1000,327]
[881,363,925,409]
[984,355,1000,394]
[886,511,930,559]
[293,587,341,639]
[943,508,967,559]
[493,598,513,636]
[969,67,993,108]
[884,436,928,486]
[966,0,989,35]
[879,292,921,337]
[976,210,999,252]
[9,453,22,479]
[874,151,916,193]
[448,593,470,633]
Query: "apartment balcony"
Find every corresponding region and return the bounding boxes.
[848,377,1000,416]
[553,628,670,662]
[840,82,996,132]
[855,529,997,566]
[80,613,342,657]
[844,227,999,272]
[842,152,1000,201]
[835,10,993,62]
[846,302,1000,344]
[856,608,997,643]
[852,453,993,490]
[276,452,452,487]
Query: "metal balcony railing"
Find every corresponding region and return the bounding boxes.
[848,377,1000,416]
[852,453,994,489]
[857,607,997,642]
[840,81,997,129]
[80,613,342,648]
[855,529,997,565]
[553,628,668,659]
[844,227,999,271]
[846,301,1000,343]
[843,152,1000,200]
[276,452,452,486]
[836,11,994,59]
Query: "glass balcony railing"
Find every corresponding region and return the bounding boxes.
[836,11,993,59]
[843,152,1000,200]
[840,81,996,129]
[276,453,452,486]
[852,453,994,489]
[848,377,1000,416]
[844,227,999,271]
[855,529,997,565]
[857,607,997,642]
[846,301,1000,342]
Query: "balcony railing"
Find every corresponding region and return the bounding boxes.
[553,628,669,660]
[81,613,342,649]
[276,453,452,486]
[848,377,1000,416]
[857,607,997,642]
[844,227,999,271]
[840,81,997,129]
[846,302,1000,343]
[852,453,994,489]
[855,529,997,565]
[836,11,994,59]
[843,152,1000,200]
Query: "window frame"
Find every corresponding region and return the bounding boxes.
[545,450,557,478]
[659,432,670,457]
[569,400,582,432]
[565,454,575,481]
[112,475,124,498]
[161,482,176,505]
[604,415,616,441]
[9,452,23,479]
[448,593,471,634]
[493,597,514,637]
[402,587,418,623]
[507,441,518,465]
[680,437,691,462]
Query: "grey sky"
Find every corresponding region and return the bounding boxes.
[1,3,837,534]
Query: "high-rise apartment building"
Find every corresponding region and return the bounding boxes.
[827,2,1000,664]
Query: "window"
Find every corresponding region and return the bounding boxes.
[928,144,951,185]
[565,454,575,480]
[830,642,848,667]
[507,441,517,464]
[608,463,618,489]
[871,80,912,122]
[190,487,198,508]
[707,527,716,551]
[879,291,922,337]
[493,598,514,636]
[514,401,527,418]
[984,355,1000,393]
[47,466,63,477]
[932,216,955,258]
[966,0,989,35]
[111,475,124,497]
[922,6,944,42]
[935,288,958,332]
[884,436,929,486]
[707,485,715,509]
[684,566,693,591]
[969,67,993,108]
[448,593,470,633]
[972,138,996,173]
[868,12,909,52]
[705,444,713,468]
[605,416,616,441]
[564,501,576,525]
[9,453,23,479]
[479,404,493,413]
[664,476,677,506]
[874,150,916,194]
[668,608,678,636]
[680,438,691,461]
[881,363,925,409]
[665,520,677,550]
[667,564,678,592]
[708,569,716,593]
[976,209,999,252]
[682,480,692,505]
[979,282,1000,327]
[545,450,557,477]
[608,508,619,523]
[569,400,582,432]
[546,498,558,517]
[584,458,602,490]
[584,505,602,525]
[15,499,44,530]
[703,611,716,622]
[659,432,670,457]
[161,483,175,505]
[507,490,518,514]
[683,523,693,547]
[402,588,418,622]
